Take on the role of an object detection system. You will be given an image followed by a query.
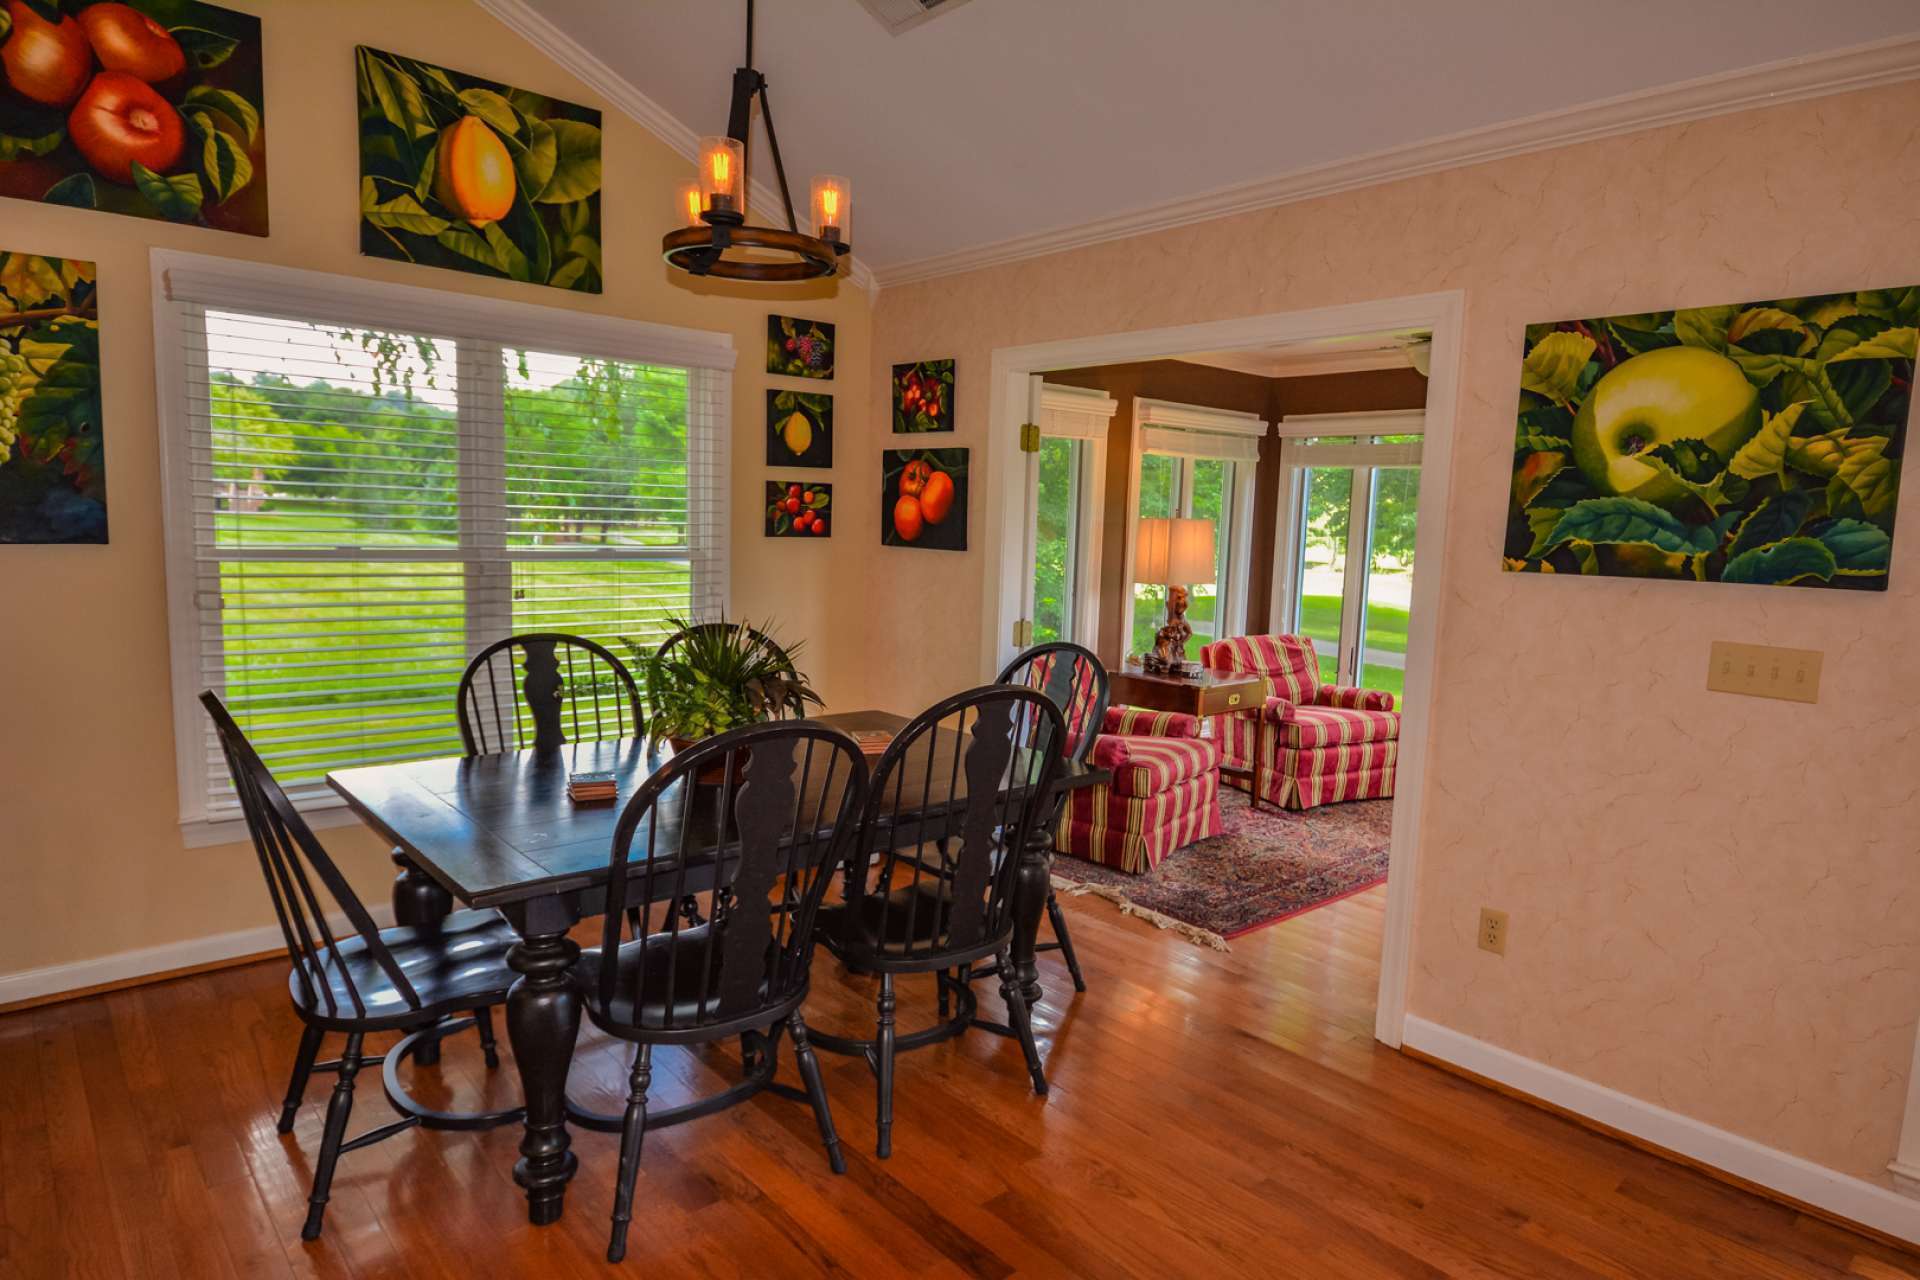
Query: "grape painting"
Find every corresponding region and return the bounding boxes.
[0,250,105,543]
[767,315,833,379]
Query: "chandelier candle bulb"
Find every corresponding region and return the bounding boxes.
[811,175,851,246]
[677,181,705,228]
[697,135,744,219]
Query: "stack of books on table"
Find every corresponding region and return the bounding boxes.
[849,730,891,758]
[566,770,618,804]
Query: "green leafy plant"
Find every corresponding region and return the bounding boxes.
[355,46,603,292]
[624,617,821,745]
[1504,289,1913,589]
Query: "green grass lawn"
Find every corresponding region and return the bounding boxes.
[216,506,689,783]
[1298,594,1409,696]
[1128,590,1411,697]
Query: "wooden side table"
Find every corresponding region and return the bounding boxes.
[1108,664,1270,809]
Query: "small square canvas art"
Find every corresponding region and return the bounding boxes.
[0,251,106,543]
[0,0,268,235]
[892,359,953,432]
[767,480,830,538]
[768,315,834,378]
[766,390,831,468]
[882,448,966,550]
[356,47,603,292]
[1505,288,1914,590]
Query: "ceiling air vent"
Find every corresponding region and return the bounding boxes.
[856,0,974,36]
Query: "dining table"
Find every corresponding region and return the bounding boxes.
[326,708,1109,1226]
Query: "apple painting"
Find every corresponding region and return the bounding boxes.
[1505,290,1916,590]
[0,0,267,235]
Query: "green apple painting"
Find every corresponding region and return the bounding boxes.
[1504,290,1916,590]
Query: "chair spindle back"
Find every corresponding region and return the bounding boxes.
[850,686,1066,961]
[997,641,1109,769]
[200,691,418,1019]
[598,721,868,1036]
[457,633,643,755]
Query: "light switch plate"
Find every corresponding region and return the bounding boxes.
[1706,641,1822,704]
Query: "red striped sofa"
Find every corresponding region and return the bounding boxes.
[1198,634,1398,811]
[1055,706,1224,875]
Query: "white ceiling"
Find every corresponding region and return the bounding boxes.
[522,0,1920,275]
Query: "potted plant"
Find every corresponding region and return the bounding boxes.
[625,617,822,775]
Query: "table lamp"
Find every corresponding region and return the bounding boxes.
[1134,516,1216,674]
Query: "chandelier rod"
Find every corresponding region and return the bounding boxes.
[726,0,800,235]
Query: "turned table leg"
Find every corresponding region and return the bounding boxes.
[505,897,582,1226]
[391,848,454,1064]
[1009,796,1055,1007]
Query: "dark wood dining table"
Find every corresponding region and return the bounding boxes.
[326,709,1108,1226]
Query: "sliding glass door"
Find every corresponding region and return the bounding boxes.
[1274,415,1423,694]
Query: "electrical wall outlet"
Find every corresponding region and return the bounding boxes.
[1478,907,1509,956]
[1706,641,1822,704]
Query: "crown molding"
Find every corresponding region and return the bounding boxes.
[873,33,1920,290]
[472,0,877,297]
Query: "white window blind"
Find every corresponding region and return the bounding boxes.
[1137,397,1266,463]
[154,253,733,831]
[1038,382,1118,441]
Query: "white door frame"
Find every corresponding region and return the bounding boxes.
[981,290,1465,1047]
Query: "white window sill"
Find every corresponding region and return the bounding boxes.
[181,802,368,850]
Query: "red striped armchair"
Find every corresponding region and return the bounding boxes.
[1055,706,1224,875]
[1198,634,1399,811]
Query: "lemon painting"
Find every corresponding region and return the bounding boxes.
[766,389,831,469]
[1504,289,1915,590]
[356,47,602,293]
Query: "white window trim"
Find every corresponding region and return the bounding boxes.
[1036,383,1116,644]
[150,249,736,848]
[1121,397,1265,658]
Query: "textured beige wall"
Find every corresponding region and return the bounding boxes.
[0,0,870,980]
[849,86,1920,1183]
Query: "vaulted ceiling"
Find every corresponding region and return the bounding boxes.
[519,0,1920,280]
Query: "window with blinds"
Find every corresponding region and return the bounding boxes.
[155,254,733,831]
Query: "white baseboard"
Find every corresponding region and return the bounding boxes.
[1403,1016,1920,1245]
[0,905,397,1009]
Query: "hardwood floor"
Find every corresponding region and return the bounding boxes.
[2,887,1914,1278]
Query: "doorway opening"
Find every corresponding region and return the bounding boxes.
[982,293,1463,1045]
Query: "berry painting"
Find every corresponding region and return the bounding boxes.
[882,447,966,551]
[766,389,830,468]
[892,359,953,432]
[766,480,829,538]
[1504,289,1915,589]
[356,47,603,293]
[0,250,105,543]
[0,0,267,235]
[767,315,833,379]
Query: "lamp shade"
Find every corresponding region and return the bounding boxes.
[1134,517,1217,586]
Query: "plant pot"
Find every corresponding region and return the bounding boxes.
[668,735,751,786]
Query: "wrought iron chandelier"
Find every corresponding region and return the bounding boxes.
[663,0,851,282]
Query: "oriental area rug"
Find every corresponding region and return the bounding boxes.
[1051,790,1392,950]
